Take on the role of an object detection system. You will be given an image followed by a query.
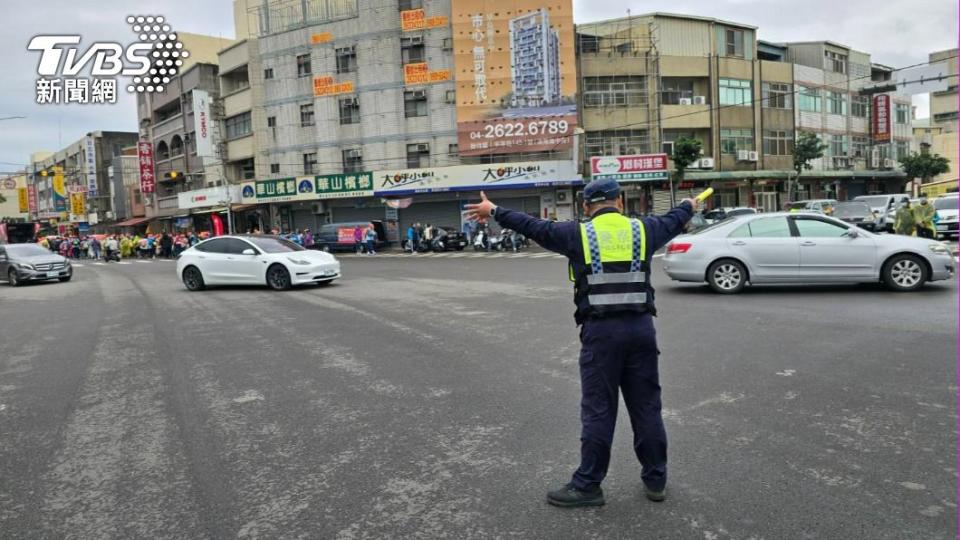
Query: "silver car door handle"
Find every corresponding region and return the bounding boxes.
[801,241,816,246]
[198,255,206,259]
[732,241,746,246]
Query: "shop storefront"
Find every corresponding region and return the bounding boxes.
[178,185,241,235]
[239,173,376,234]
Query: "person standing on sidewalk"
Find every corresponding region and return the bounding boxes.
[465,179,696,508]
[364,223,377,255]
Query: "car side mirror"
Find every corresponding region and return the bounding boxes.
[242,248,256,256]
[843,229,859,238]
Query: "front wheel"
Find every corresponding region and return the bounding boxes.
[8,269,20,287]
[707,259,747,294]
[267,264,292,291]
[882,254,926,292]
[182,266,206,291]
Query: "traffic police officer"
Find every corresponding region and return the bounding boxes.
[465,179,696,507]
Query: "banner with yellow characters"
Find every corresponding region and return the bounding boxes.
[452,0,577,156]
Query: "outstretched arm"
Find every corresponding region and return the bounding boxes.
[643,201,696,255]
[464,191,578,257]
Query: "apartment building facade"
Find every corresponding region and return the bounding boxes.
[30,131,139,229]
[923,48,957,191]
[240,0,581,237]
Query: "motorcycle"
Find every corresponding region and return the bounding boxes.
[473,229,488,251]
[104,248,120,262]
[487,230,503,252]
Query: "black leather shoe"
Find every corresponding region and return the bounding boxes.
[547,483,605,507]
[645,486,666,502]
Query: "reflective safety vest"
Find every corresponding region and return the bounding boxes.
[570,212,655,320]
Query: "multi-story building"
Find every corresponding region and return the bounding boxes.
[241,0,579,237]
[509,9,561,108]
[30,131,139,229]
[929,48,958,132]
[0,172,30,222]
[108,147,146,228]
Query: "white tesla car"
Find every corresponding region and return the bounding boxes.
[176,235,340,291]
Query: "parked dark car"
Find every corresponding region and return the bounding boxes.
[426,226,468,252]
[832,201,878,231]
[0,243,72,286]
[314,220,388,252]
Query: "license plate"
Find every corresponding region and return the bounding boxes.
[46,271,59,277]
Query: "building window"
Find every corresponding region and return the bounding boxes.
[303,152,317,174]
[404,90,428,117]
[448,143,458,156]
[224,111,252,139]
[445,89,457,104]
[798,86,821,112]
[300,103,315,127]
[763,130,793,155]
[661,130,696,155]
[296,54,312,77]
[398,0,421,9]
[583,76,646,107]
[896,140,910,159]
[406,143,430,168]
[762,82,792,109]
[851,95,869,118]
[339,97,360,125]
[170,135,184,156]
[852,135,869,158]
[336,46,357,74]
[725,28,744,58]
[264,68,274,80]
[267,115,277,128]
[720,128,753,154]
[239,158,255,180]
[825,50,847,74]
[895,103,910,124]
[827,91,847,115]
[661,78,695,105]
[719,78,751,106]
[270,163,280,174]
[156,140,169,160]
[578,34,600,54]
[342,148,363,173]
[401,36,425,64]
[828,134,849,157]
[584,129,650,157]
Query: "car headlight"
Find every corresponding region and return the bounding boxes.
[19,263,34,270]
[287,257,311,265]
[928,243,950,254]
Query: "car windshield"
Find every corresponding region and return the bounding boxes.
[833,202,871,218]
[688,218,734,235]
[245,236,305,253]
[856,196,890,208]
[934,197,958,210]
[5,244,52,257]
[727,208,756,217]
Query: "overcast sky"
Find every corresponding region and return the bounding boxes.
[1,0,956,173]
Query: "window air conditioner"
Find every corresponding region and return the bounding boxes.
[737,149,750,161]
[678,98,693,105]
[748,151,759,162]
[870,149,880,168]
[883,158,895,168]
[693,96,707,105]
[412,90,426,99]
[416,143,429,152]
[345,149,361,158]
[698,157,715,168]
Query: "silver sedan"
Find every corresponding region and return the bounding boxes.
[662,212,956,293]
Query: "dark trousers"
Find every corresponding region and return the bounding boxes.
[572,313,667,491]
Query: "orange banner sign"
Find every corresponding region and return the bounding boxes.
[401,8,448,31]
[310,32,333,44]
[313,76,354,97]
[404,63,451,86]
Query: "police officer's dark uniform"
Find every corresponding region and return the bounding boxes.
[485,178,693,507]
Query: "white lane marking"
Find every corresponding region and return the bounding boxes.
[94,262,106,266]
[117,262,131,265]
[530,252,554,258]
[0,404,6,412]
[776,369,796,377]
[136,260,152,264]
[233,390,264,404]
[72,264,85,267]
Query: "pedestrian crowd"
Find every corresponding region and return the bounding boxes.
[37,231,209,260]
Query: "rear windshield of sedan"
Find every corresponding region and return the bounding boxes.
[688,218,734,235]
[833,202,871,218]
[245,237,305,253]
[856,196,891,208]
[5,244,53,256]
[934,197,958,210]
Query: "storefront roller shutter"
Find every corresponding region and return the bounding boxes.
[331,206,387,224]
[399,201,463,235]
[652,190,673,215]
[292,209,317,231]
[494,196,542,217]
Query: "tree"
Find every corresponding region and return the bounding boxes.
[788,132,828,203]
[900,152,950,187]
[669,136,703,206]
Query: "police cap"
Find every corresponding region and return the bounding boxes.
[583,177,621,204]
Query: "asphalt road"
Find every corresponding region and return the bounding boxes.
[0,251,956,539]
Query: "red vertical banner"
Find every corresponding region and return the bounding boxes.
[138,140,155,193]
[210,213,224,236]
[27,184,38,215]
[872,95,891,143]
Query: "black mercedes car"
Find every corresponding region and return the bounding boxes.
[0,243,72,286]
[426,226,468,252]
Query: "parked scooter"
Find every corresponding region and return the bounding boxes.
[487,230,503,251]
[473,228,488,251]
[103,249,120,263]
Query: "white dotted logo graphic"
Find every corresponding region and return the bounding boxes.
[125,15,189,93]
